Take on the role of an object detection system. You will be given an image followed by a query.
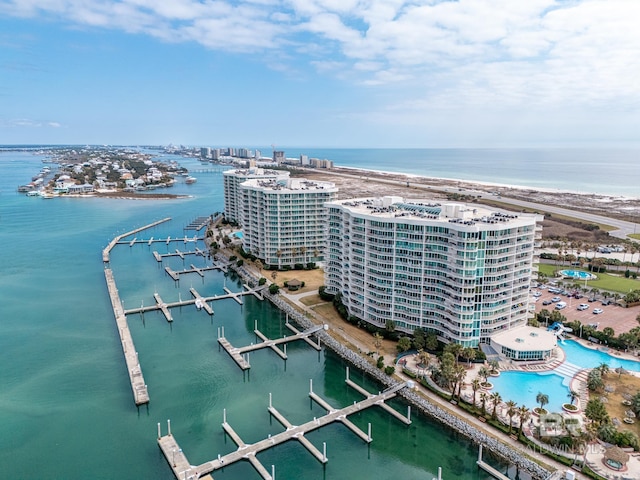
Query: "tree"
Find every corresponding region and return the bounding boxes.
[536,392,549,412]
[602,327,615,339]
[490,392,502,420]
[373,332,383,356]
[471,378,481,406]
[452,364,467,400]
[517,406,531,436]
[268,284,280,294]
[254,259,263,271]
[598,362,610,377]
[461,347,477,366]
[506,400,518,433]
[587,369,604,392]
[444,343,462,364]
[568,390,580,406]
[478,366,491,384]
[480,391,489,416]
[425,332,438,351]
[397,337,411,353]
[585,398,609,426]
[271,270,278,281]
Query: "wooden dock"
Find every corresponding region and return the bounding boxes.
[124,285,264,318]
[157,377,412,480]
[163,263,227,279]
[104,269,149,405]
[153,293,173,322]
[102,217,171,262]
[118,235,202,246]
[189,287,214,315]
[217,323,326,370]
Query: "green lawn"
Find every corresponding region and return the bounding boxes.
[537,263,640,294]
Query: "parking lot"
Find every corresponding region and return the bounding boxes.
[532,287,640,336]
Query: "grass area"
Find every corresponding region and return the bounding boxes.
[600,371,640,438]
[630,233,640,241]
[478,199,616,231]
[537,263,640,294]
[300,294,323,306]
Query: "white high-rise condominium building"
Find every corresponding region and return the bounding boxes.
[223,168,290,225]
[324,196,543,348]
[240,178,338,268]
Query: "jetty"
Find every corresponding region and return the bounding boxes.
[163,263,227,281]
[157,373,413,480]
[123,285,265,319]
[102,217,171,262]
[184,216,210,231]
[477,445,510,480]
[217,322,325,370]
[118,235,202,246]
[104,268,149,405]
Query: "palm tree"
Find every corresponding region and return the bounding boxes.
[478,366,490,384]
[505,400,518,433]
[598,362,610,377]
[490,392,502,420]
[536,392,549,412]
[517,405,531,436]
[373,332,383,356]
[568,390,580,406]
[461,347,477,366]
[471,378,481,407]
[480,392,489,416]
[453,364,467,400]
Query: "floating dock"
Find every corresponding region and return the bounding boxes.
[157,375,413,480]
[217,323,325,370]
[124,285,264,318]
[102,217,171,262]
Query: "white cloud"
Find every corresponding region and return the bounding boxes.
[1,0,639,117]
[0,118,63,128]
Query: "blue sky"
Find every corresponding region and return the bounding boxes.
[1,0,639,147]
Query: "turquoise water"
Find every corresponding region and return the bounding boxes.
[558,270,596,280]
[489,339,640,413]
[0,151,514,479]
[275,147,640,197]
[562,339,640,372]
[489,372,569,413]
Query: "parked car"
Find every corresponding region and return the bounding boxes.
[593,308,604,314]
[577,304,589,311]
[556,302,567,310]
[533,292,542,297]
[601,299,612,306]
[551,296,561,302]
[542,299,552,305]
[588,297,597,302]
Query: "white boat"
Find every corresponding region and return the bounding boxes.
[185,176,197,184]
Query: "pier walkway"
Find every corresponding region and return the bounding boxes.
[123,285,266,319]
[217,323,325,370]
[102,217,171,262]
[158,375,412,480]
[118,235,202,246]
[104,268,149,405]
[163,262,227,281]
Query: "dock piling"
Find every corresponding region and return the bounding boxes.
[407,406,411,422]
[167,419,171,436]
[368,423,372,442]
[309,378,313,394]
[323,442,327,462]
[158,422,161,439]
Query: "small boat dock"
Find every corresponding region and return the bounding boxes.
[157,374,413,480]
[217,323,325,370]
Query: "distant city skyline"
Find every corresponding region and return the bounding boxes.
[1,1,639,148]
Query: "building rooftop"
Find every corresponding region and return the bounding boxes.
[491,326,557,352]
[329,196,541,227]
[242,177,337,192]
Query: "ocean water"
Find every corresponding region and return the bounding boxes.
[278,147,640,198]
[0,150,517,479]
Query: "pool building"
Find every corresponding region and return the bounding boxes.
[324,197,546,350]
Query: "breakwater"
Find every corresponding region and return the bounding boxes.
[231,265,553,480]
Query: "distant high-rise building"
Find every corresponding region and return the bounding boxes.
[239,178,338,268]
[273,150,285,163]
[200,147,211,159]
[223,168,290,225]
[300,154,309,166]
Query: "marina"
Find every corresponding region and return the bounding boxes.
[157,375,413,480]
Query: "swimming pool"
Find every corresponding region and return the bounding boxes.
[232,231,244,239]
[562,339,640,372]
[489,340,640,412]
[489,371,568,413]
[558,269,597,280]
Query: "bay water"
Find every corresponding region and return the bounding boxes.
[0,149,537,479]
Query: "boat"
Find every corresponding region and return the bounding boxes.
[185,176,197,184]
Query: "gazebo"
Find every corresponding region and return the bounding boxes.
[286,278,302,291]
[602,445,630,471]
